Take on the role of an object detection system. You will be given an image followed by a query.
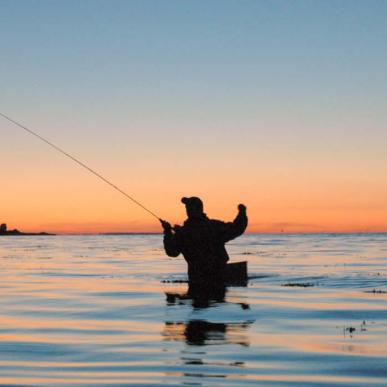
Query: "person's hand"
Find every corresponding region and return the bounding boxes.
[160,219,172,232]
[238,204,247,212]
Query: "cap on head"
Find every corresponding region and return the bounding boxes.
[181,196,203,211]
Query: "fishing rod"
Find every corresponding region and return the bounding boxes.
[0,111,161,221]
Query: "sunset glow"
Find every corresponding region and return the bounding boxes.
[1,1,386,234]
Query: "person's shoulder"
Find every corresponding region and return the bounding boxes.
[174,224,184,233]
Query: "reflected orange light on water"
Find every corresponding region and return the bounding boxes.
[0,234,386,385]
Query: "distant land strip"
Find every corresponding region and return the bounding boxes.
[0,223,54,236]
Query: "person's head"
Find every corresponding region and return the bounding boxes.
[181,197,204,219]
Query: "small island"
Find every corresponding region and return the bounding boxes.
[0,223,55,236]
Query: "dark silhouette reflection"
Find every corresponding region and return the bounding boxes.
[166,282,227,308]
[162,285,254,384]
[164,319,253,347]
[163,285,253,345]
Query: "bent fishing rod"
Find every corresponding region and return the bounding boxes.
[0,111,162,222]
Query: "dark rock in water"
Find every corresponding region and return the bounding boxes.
[0,223,55,236]
[364,289,387,294]
[225,261,248,286]
[344,326,356,337]
[281,282,315,287]
[162,279,188,284]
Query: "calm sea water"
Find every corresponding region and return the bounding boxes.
[0,234,386,386]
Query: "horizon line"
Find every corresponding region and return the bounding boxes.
[7,231,387,236]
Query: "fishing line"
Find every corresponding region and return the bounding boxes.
[0,112,161,221]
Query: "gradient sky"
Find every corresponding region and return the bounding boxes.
[1,0,386,233]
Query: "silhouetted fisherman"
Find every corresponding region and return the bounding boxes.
[160,197,248,285]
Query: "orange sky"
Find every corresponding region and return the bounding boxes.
[2,137,387,233]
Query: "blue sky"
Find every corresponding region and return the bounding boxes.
[2,1,386,121]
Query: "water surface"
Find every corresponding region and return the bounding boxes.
[0,234,386,385]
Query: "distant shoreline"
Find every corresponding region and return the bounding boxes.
[0,231,55,236]
[0,223,55,236]
[3,232,383,236]
[1,230,387,237]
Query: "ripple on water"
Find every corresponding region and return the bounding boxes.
[0,234,386,385]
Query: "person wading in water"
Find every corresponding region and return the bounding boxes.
[160,197,248,286]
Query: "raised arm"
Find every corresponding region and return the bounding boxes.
[220,204,248,243]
